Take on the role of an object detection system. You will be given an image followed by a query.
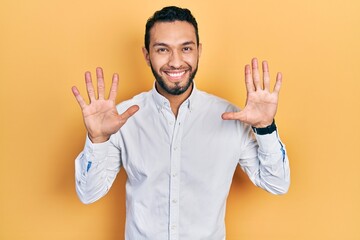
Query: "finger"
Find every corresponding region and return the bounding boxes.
[221,111,246,121]
[85,71,96,102]
[252,58,261,90]
[245,64,255,93]
[273,72,282,93]
[108,73,119,101]
[118,105,140,124]
[262,61,270,91]
[96,67,105,100]
[71,86,87,109]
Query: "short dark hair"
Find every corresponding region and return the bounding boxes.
[144,6,199,51]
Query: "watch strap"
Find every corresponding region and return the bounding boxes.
[252,120,276,135]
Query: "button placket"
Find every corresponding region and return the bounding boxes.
[169,123,184,239]
[169,132,180,239]
[167,101,189,240]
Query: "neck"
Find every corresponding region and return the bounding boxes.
[156,83,193,117]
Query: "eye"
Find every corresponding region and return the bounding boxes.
[183,47,192,52]
[156,48,168,53]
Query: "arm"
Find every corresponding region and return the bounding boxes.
[239,125,290,194]
[72,68,139,203]
[75,135,122,204]
[222,58,290,194]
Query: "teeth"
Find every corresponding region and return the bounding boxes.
[167,71,185,77]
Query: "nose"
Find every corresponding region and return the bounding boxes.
[168,50,183,69]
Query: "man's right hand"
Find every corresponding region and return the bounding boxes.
[72,67,139,143]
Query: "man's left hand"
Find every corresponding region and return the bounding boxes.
[222,58,282,128]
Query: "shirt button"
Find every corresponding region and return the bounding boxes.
[169,121,174,125]
[171,225,176,230]
[172,199,177,204]
[172,173,177,178]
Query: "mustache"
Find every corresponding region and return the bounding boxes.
[161,66,191,72]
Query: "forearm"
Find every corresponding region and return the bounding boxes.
[240,131,290,194]
[75,135,121,204]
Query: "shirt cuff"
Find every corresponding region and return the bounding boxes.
[254,130,283,154]
[84,135,111,161]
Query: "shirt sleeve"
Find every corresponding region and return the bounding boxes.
[238,126,290,195]
[75,134,122,204]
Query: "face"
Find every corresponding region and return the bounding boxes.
[142,21,202,96]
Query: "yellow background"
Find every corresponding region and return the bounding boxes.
[1,0,359,239]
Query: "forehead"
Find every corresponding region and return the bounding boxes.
[149,21,197,46]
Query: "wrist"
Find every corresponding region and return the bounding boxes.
[252,120,276,135]
[88,134,110,143]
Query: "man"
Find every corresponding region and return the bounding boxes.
[72,6,290,240]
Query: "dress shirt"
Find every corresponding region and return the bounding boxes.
[75,83,290,240]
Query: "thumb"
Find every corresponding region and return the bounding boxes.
[221,111,246,121]
[118,105,140,123]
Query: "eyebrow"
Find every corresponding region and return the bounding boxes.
[182,41,196,46]
[152,41,196,47]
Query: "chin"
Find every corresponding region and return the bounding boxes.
[159,79,193,95]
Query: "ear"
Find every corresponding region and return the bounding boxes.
[142,47,150,66]
[198,43,202,58]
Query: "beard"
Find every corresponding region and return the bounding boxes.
[149,61,199,96]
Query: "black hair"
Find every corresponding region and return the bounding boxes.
[144,6,199,51]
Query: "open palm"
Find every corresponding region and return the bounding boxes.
[222,58,282,128]
[72,67,139,143]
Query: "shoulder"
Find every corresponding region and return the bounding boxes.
[115,90,153,113]
[195,89,240,112]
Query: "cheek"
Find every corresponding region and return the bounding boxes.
[150,55,169,71]
[184,54,199,67]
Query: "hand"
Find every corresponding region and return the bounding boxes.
[72,67,139,143]
[222,58,282,128]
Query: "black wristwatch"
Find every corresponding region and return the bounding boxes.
[251,120,277,135]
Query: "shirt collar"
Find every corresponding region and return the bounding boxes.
[151,82,198,112]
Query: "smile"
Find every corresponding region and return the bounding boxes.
[165,71,186,78]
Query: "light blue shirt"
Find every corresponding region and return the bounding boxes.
[75,84,290,240]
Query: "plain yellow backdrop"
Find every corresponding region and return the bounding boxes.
[1,0,359,239]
